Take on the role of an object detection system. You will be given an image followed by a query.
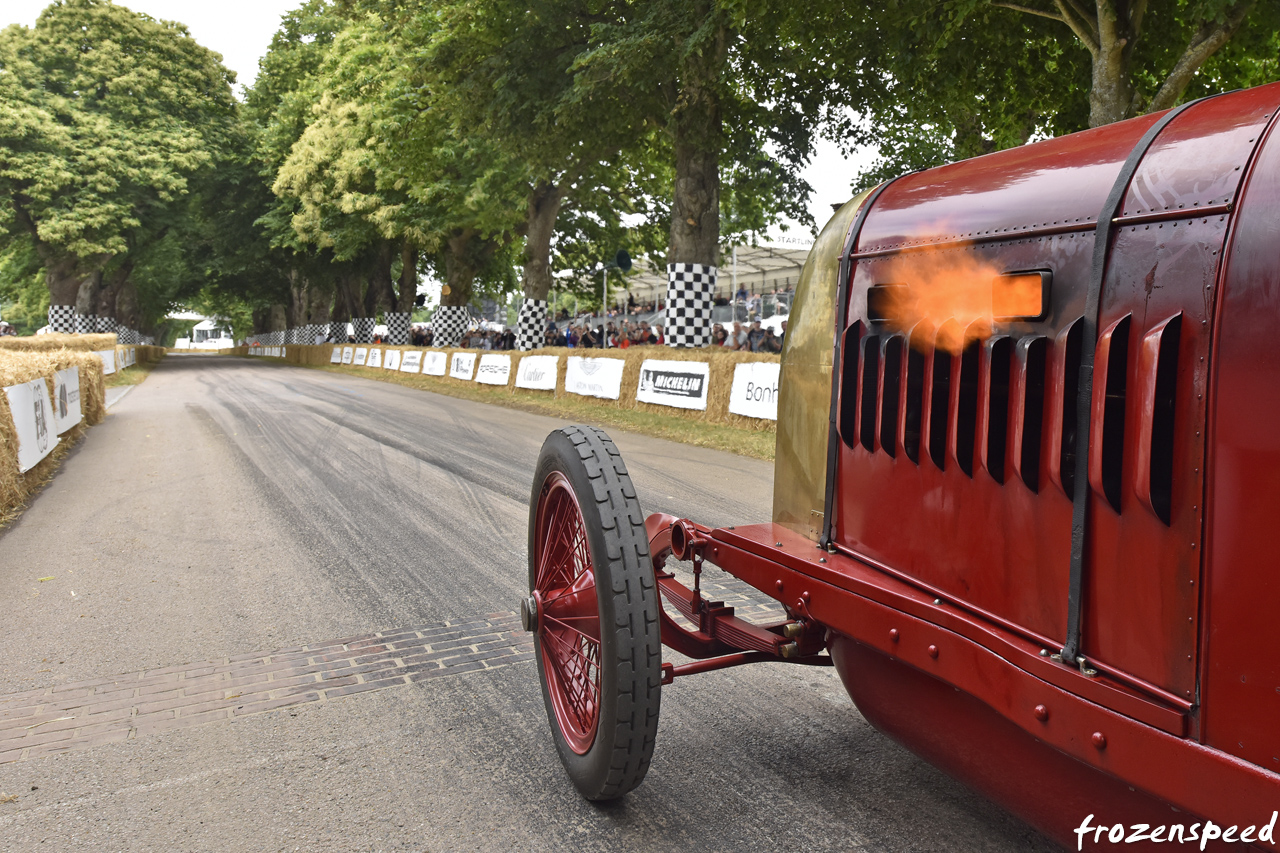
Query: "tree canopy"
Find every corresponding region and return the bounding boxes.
[0,0,1276,340]
[0,0,235,332]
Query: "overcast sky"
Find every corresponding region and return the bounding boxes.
[7,0,876,243]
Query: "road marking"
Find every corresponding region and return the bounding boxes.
[0,612,533,765]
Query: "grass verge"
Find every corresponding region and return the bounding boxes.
[106,361,158,387]
[287,360,776,461]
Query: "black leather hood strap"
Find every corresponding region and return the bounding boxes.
[1059,96,1211,666]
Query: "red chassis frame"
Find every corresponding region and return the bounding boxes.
[648,513,1280,849]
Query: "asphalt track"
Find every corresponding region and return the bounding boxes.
[0,354,1056,851]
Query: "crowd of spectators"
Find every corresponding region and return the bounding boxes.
[711,319,784,353]
[316,292,787,352]
[542,319,666,349]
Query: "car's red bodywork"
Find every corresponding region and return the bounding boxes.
[653,82,1280,848]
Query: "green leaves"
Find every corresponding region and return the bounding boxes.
[0,0,236,317]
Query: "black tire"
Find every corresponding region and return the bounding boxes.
[527,425,662,800]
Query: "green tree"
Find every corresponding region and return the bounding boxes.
[417,0,669,343]
[0,0,236,331]
[846,0,1279,183]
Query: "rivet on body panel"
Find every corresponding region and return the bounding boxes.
[1092,732,1107,750]
[1034,705,1050,722]
[889,629,899,643]
[928,645,939,659]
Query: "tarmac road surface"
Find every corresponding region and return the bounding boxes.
[0,354,1056,852]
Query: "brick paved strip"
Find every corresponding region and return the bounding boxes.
[0,612,535,766]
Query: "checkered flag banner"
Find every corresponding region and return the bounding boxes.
[328,321,346,342]
[385,312,410,346]
[432,305,470,347]
[48,304,76,334]
[515,298,548,351]
[96,315,115,334]
[74,313,94,334]
[664,263,716,348]
[351,317,375,343]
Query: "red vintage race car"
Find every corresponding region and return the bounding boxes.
[523,80,1280,850]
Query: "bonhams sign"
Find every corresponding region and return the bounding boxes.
[636,359,710,411]
[728,362,780,421]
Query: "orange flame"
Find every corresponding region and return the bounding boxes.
[869,249,1042,354]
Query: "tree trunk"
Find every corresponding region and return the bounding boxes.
[115,279,140,332]
[75,270,102,318]
[334,267,363,321]
[521,181,563,301]
[45,257,90,307]
[362,242,395,319]
[101,261,135,325]
[443,229,478,307]
[268,304,287,332]
[287,268,310,329]
[668,9,727,266]
[396,242,418,314]
[252,307,273,334]
[307,287,333,325]
[1088,26,1137,127]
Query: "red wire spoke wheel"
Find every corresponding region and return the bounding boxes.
[526,426,662,801]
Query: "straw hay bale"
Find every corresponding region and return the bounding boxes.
[0,348,107,522]
[0,333,118,353]
[259,343,779,430]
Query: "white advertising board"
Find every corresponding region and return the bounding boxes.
[341,346,354,365]
[515,355,558,391]
[400,350,423,373]
[384,349,402,371]
[422,351,447,376]
[450,352,476,381]
[475,354,511,386]
[52,366,82,435]
[565,356,625,400]
[175,338,190,349]
[636,359,711,411]
[330,346,342,364]
[353,347,368,366]
[728,362,781,421]
[96,349,116,375]
[4,378,58,473]
[367,348,383,369]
